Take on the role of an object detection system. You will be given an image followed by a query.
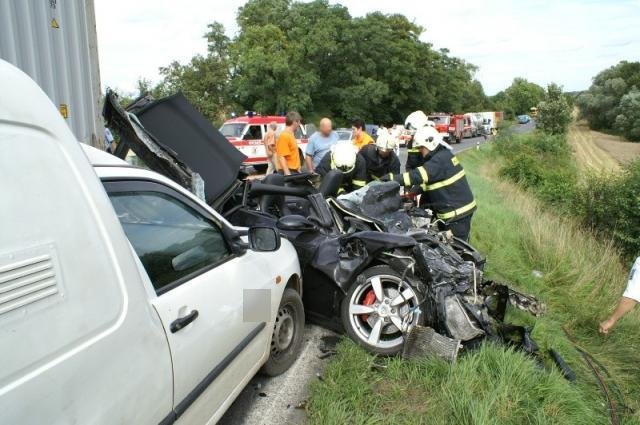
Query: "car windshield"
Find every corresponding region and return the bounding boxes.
[220,123,246,138]
[428,116,450,125]
[336,130,352,140]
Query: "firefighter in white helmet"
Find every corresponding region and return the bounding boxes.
[315,141,367,194]
[381,126,476,241]
[358,131,401,182]
[404,110,430,170]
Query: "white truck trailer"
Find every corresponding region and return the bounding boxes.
[0,0,103,147]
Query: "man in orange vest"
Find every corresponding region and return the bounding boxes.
[351,118,374,150]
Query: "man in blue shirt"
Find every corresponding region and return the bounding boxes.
[305,118,339,172]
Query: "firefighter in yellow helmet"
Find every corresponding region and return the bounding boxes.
[316,141,367,194]
[381,127,476,241]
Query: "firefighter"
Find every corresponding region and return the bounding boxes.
[404,110,430,170]
[359,132,401,182]
[316,141,367,194]
[381,126,476,241]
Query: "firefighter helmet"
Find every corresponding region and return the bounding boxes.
[331,141,357,173]
[413,126,441,151]
[375,132,397,151]
[404,110,429,131]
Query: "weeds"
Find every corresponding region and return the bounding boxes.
[307,147,640,424]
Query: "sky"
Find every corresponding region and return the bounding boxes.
[95,0,640,96]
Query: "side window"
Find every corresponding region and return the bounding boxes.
[294,126,304,139]
[245,125,263,140]
[108,190,231,294]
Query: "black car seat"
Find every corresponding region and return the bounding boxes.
[259,173,286,215]
[318,170,343,198]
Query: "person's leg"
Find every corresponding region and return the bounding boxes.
[444,214,472,241]
[266,157,276,174]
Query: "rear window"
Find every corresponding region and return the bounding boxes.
[220,123,246,138]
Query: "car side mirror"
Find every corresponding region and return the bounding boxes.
[248,226,281,252]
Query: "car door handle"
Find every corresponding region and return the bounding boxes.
[170,310,199,333]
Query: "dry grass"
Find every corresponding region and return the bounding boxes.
[568,118,640,174]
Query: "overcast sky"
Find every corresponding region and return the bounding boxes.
[95,0,640,96]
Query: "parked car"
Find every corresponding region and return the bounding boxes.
[220,115,309,173]
[336,128,353,141]
[0,60,304,425]
[518,114,531,124]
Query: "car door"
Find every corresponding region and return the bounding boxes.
[104,180,275,421]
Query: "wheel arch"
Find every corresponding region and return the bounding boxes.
[285,273,302,298]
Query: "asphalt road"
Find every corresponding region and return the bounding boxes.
[221,124,537,425]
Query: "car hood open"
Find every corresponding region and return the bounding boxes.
[103,90,246,205]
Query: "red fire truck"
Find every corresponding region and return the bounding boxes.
[220,115,309,172]
[427,114,453,143]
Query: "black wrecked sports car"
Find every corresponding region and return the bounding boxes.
[104,91,544,357]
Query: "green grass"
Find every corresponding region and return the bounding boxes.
[307,145,640,424]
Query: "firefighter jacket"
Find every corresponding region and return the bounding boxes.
[392,145,476,221]
[405,137,422,171]
[316,151,368,194]
[358,144,401,182]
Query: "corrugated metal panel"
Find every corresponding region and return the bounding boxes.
[0,0,103,147]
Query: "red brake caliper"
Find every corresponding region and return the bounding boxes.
[360,289,377,322]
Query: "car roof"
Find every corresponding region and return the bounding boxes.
[224,116,286,125]
[82,144,130,167]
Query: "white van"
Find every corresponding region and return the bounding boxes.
[0,59,304,424]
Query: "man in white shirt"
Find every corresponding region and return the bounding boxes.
[599,256,640,334]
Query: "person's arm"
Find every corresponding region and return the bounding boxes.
[600,297,637,334]
[279,156,290,175]
[305,155,314,173]
[352,155,367,188]
[390,154,401,175]
[305,137,316,172]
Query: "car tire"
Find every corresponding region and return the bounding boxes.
[261,288,305,376]
[341,265,423,356]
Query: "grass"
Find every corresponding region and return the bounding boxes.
[306,145,640,425]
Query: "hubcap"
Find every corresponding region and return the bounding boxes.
[271,306,295,355]
[348,274,420,349]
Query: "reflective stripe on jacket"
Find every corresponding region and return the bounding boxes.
[393,145,476,220]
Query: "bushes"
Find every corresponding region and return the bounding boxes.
[493,132,640,257]
[577,161,640,256]
[495,132,578,207]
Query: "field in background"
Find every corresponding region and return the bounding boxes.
[307,146,640,425]
[569,119,640,174]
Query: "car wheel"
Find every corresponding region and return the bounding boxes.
[341,265,423,356]
[262,288,305,376]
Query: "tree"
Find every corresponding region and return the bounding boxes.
[492,78,545,118]
[149,0,490,125]
[576,61,640,133]
[537,83,572,135]
[614,87,640,141]
[156,23,234,124]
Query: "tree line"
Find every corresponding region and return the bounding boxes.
[138,0,492,126]
[576,61,640,142]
